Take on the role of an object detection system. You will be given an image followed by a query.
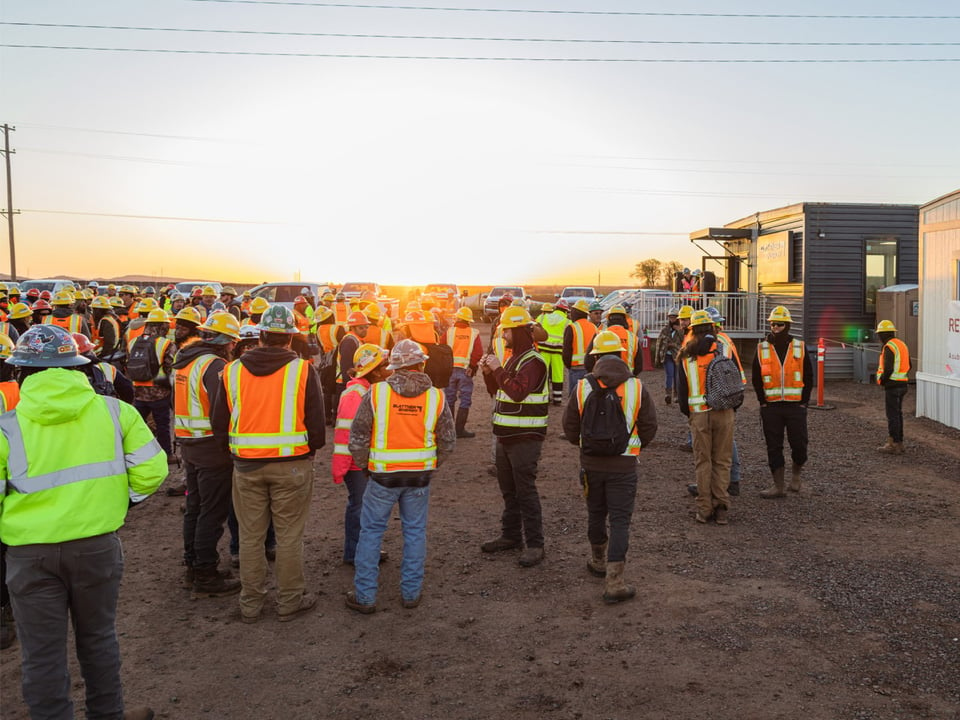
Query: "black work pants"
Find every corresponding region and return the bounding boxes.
[581,468,637,563]
[884,383,909,442]
[183,459,234,568]
[760,403,808,471]
[495,438,544,549]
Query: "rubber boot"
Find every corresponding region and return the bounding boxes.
[602,561,636,604]
[587,543,607,578]
[877,436,895,453]
[455,407,475,439]
[191,565,241,599]
[788,464,803,493]
[760,467,786,499]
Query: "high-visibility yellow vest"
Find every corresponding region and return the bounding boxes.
[538,311,569,352]
[683,345,717,413]
[877,338,910,383]
[367,382,445,473]
[492,349,549,437]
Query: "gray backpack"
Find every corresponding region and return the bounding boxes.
[704,343,744,410]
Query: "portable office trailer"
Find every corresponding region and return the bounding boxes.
[916,189,960,430]
[691,202,919,379]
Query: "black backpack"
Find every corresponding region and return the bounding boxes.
[423,343,454,389]
[580,375,631,456]
[87,364,118,398]
[704,342,744,410]
[127,336,160,382]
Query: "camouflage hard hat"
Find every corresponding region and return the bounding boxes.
[259,304,299,334]
[7,325,90,367]
[387,338,429,370]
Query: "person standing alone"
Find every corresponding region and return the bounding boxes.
[875,319,910,454]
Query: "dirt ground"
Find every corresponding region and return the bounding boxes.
[2,368,959,720]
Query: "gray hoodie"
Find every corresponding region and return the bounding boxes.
[349,369,456,485]
[562,355,658,473]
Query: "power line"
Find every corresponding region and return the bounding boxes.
[4,21,959,45]
[16,122,251,144]
[23,209,281,224]
[6,44,960,61]
[183,1,960,19]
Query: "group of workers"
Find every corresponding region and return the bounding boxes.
[0,276,912,719]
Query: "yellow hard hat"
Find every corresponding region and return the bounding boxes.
[768,305,793,323]
[499,306,534,329]
[677,305,694,320]
[572,299,591,314]
[690,309,714,327]
[249,297,271,315]
[322,292,335,303]
[202,311,241,340]
[6,284,18,295]
[51,290,74,306]
[145,308,170,324]
[201,285,217,297]
[361,302,382,321]
[0,333,14,360]
[119,285,136,294]
[220,286,238,297]
[608,305,627,316]
[352,343,389,378]
[242,289,251,298]
[590,330,625,354]
[0,283,7,293]
[90,296,112,310]
[8,302,33,320]
[80,289,94,301]
[61,284,77,294]
[175,306,203,326]
[137,297,160,313]
[109,296,125,308]
[455,307,474,323]
[876,319,897,333]
[539,303,554,314]
[314,306,333,323]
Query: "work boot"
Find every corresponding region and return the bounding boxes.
[760,467,787,499]
[714,507,729,525]
[891,441,905,455]
[481,536,521,553]
[518,547,545,567]
[455,408,476,439]
[728,481,740,497]
[877,436,895,453]
[587,543,607,577]
[687,483,698,497]
[0,604,16,650]
[122,708,155,720]
[181,565,195,590]
[602,561,636,604]
[191,565,241,599]
[665,394,672,405]
[788,464,803,493]
[278,592,318,622]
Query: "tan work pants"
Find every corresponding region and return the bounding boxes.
[232,458,314,617]
[689,409,735,518]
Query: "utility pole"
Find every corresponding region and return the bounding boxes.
[1,124,17,281]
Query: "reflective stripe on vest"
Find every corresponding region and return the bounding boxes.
[174,354,218,438]
[683,352,711,413]
[607,326,638,367]
[759,339,805,401]
[539,311,569,351]
[570,319,597,367]
[718,332,747,384]
[446,326,479,368]
[493,349,549,435]
[877,338,910,383]
[45,314,83,333]
[0,396,160,499]
[333,383,368,457]
[368,382,444,473]
[317,324,339,354]
[132,337,173,387]
[224,358,310,458]
[576,376,643,456]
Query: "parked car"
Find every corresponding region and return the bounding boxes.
[174,280,223,297]
[422,283,461,312]
[555,286,600,307]
[482,285,529,322]
[20,279,80,295]
[247,281,332,310]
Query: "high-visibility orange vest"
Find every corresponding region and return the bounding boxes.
[94,315,121,354]
[367,382,445,473]
[316,324,340,354]
[293,309,310,336]
[173,354,219,439]
[333,302,350,326]
[364,324,393,350]
[607,325,638,368]
[222,358,310,459]
[717,331,746,384]
[445,325,479,368]
[132,337,173,388]
[877,337,910,384]
[758,339,805,402]
[44,314,84,334]
[683,345,717,413]
[0,380,20,412]
[125,324,146,352]
[406,321,437,346]
[570,318,597,368]
[576,376,643,456]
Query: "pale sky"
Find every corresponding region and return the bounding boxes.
[3,0,959,287]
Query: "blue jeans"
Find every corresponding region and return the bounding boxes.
[353,478,431,605]
[731,439,741,483]
[134,396,172,457]
[444,367,475,412]
[342,469,369,563]
[567,367,587,398]
[663,355,676,394]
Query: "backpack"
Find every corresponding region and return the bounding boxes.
[127,336,160,382]
[580,375,631,456]
[423,343,454,389]
[87,365,118,398]
[704,343,744,410]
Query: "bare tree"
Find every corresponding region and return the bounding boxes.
[661,260,684,288]
[630,259,662,287]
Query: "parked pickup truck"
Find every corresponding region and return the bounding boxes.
[555,286,600,307]
[422,283,461,313]
[483,285,528,322]
[339,281,400,320]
